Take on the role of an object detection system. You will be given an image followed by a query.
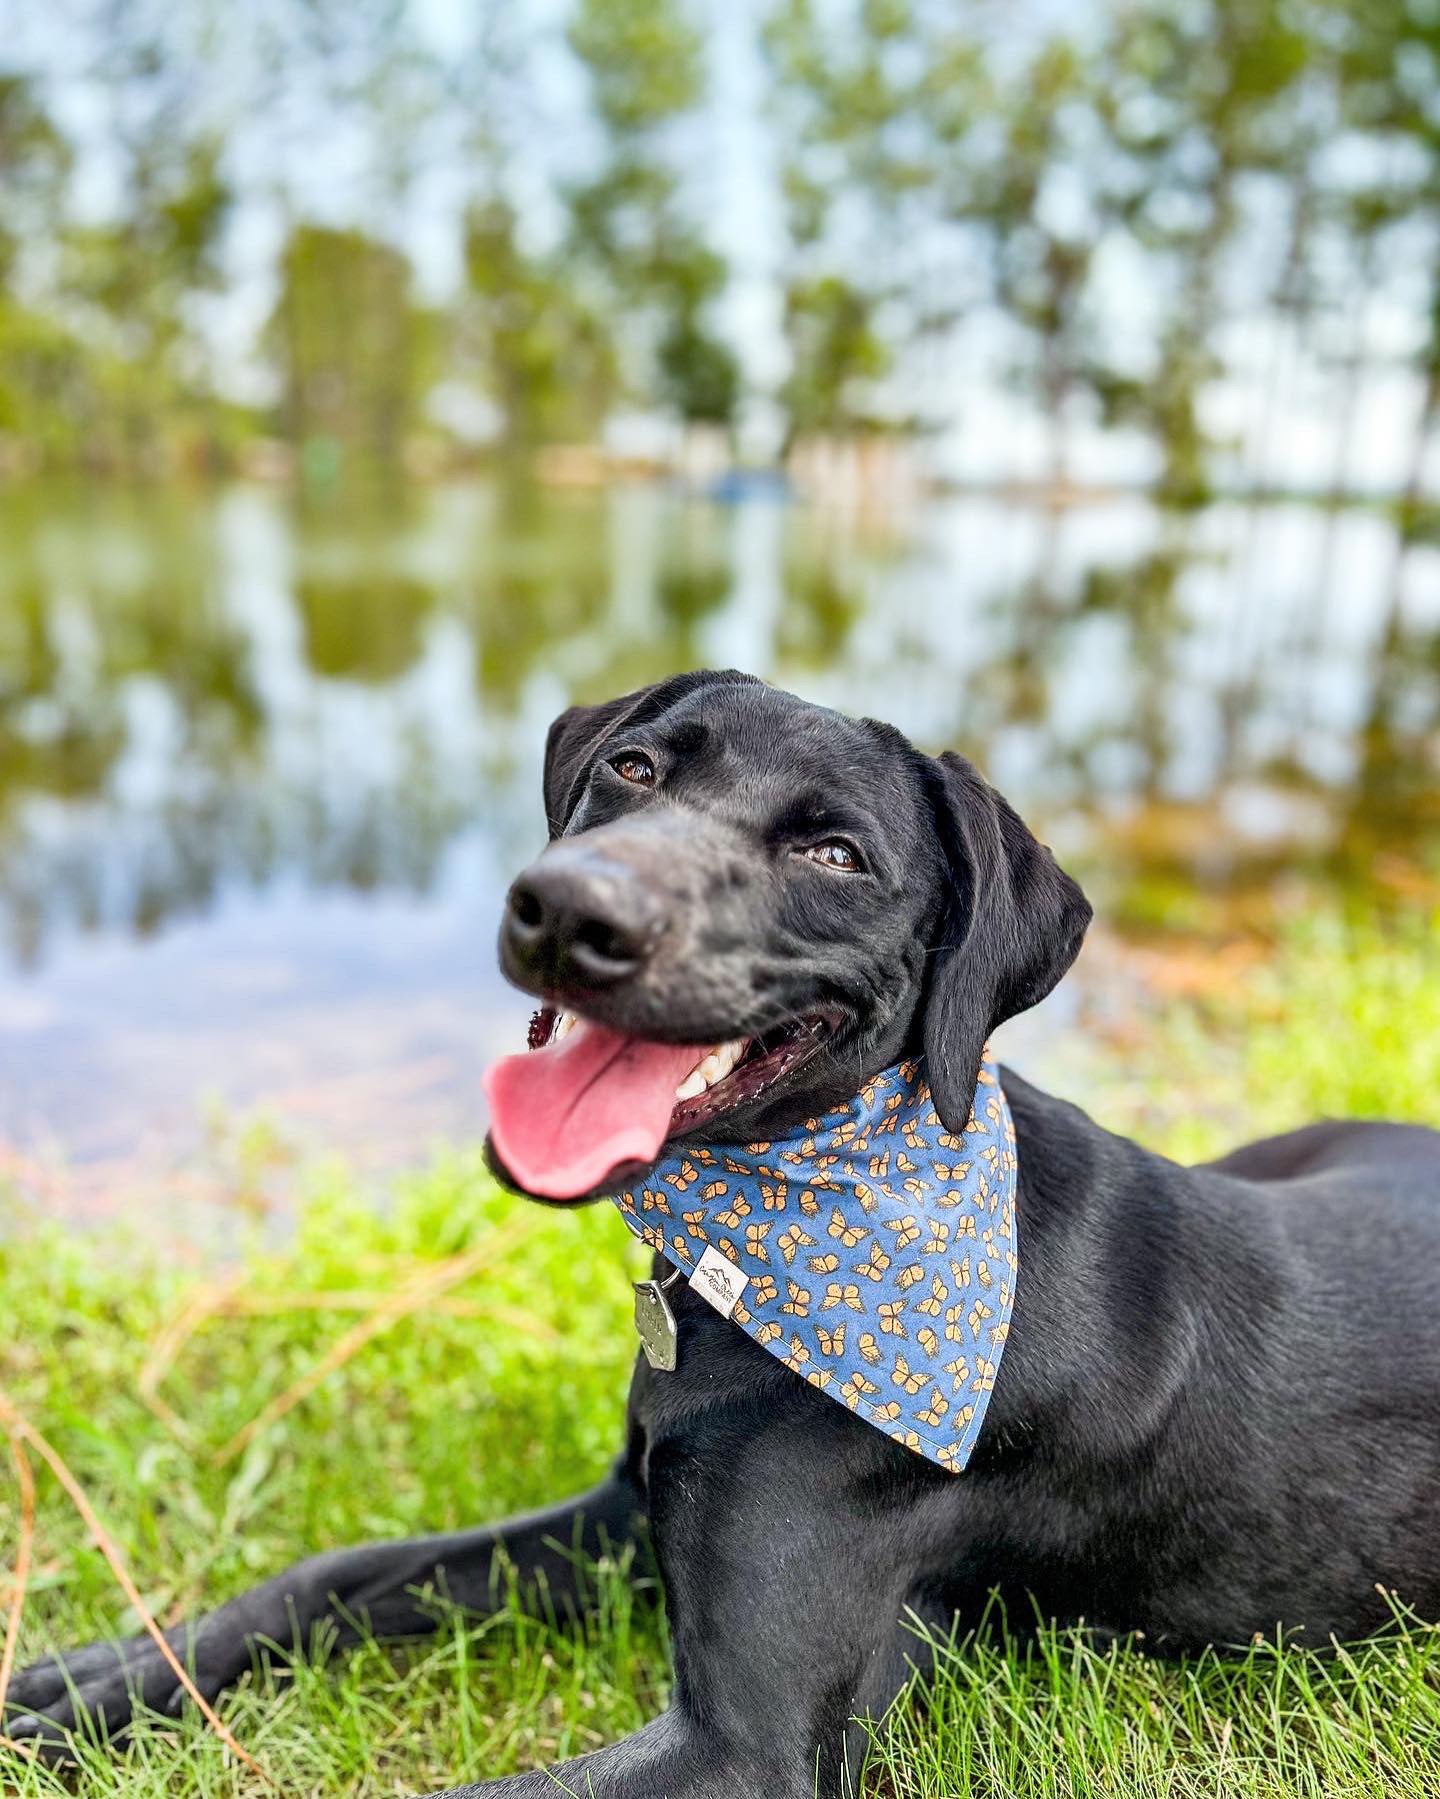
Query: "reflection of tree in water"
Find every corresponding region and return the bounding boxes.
[289,483,445,682]
[657,505,732,632]
[921,499,1440,894]
[0,576,58,700]
[0,547,264,812]
[0,577,121,815]
[472,564,609,702]
[126,579,265,746]
[578,613,722,704]
[4,481,1440,972]
[0,489,482,966]
[297,572,436,682]
[772,504,901,681]
[1076,537,1189,803]
[777,560,862,666]
[1344,561,1440,864]
[461,482,609,704]
[1008,507,1438,898]
[914,505,1192,810]
[0,485,738,964]
[491,494,736,706]
[657,561,729,628]
[988,505,1075,733]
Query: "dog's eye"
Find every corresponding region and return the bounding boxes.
[610,752,655,786]
[801,840,862,873]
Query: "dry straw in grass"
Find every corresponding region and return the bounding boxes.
[200,1214,537,1465]
[139,1259,557,1451]
[0,1427,35,1737]
[0,1388,274,1783]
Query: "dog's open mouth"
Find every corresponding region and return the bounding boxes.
[483,1009,836,1201]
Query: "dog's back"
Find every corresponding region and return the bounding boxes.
[1208,1115,1440,1187]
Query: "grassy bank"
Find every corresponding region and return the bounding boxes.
[1,900,1437,1797]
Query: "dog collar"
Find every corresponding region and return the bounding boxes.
[611,1056,1017,1474]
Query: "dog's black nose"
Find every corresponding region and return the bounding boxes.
[502,858,659,993]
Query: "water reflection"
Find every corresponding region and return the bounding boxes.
[0,479,1435,1204]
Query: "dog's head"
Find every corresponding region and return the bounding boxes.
[483,670,1090,1200]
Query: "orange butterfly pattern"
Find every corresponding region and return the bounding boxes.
[613,1056,1017,1475]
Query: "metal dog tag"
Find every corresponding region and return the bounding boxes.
[633,1278,678,1372]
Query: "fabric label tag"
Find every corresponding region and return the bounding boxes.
[689,1245,748,1318]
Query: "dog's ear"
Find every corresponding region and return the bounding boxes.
[543,691,646,839]
[542,668,762,838]
[921,752,1091,1130]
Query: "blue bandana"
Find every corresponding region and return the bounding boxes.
[613,1056,1017,1474]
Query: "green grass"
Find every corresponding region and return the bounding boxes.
[1,900,1437,1797]
[1070,902,1440,1165]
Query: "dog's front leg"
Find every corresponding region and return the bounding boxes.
[6,1459,648,1755]
[428,1384,936,1799]
[427,1618,929,1799]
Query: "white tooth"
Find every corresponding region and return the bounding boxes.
[675,1036,751,1102]
[554,1011,577,1040]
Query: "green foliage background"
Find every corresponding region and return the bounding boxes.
[4,0,1440,507]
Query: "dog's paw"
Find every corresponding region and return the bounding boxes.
[3,1628,232,1761]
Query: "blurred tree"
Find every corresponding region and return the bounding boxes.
[762,0,925,449]
[0,74,71,288]
[1101,0,1314,505]
[34,0,239,473]
[268,224,435,481]
[461,198,618,451]
[3,0,1440,507]
[566,0,740,436]
[941,33,1111,488]
[61,134,231,469]
[1336,0,1440,542]
[0,75,88,464]
[1329,0,1440,835]
[779,275,891,444]
[654,242,740,430]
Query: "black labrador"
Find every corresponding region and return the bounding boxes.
[10,669,1440,1798]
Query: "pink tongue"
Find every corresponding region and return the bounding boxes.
[483,1020,706,1200]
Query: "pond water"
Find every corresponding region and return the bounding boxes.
[1,479,1436,1217]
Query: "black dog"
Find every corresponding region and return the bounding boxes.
[10,669,1440,1798]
